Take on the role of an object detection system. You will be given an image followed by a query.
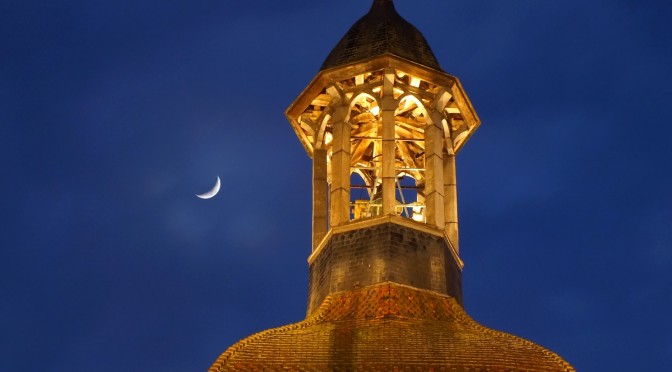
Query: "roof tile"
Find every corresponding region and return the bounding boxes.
[321,0,442,71]
[209,282,575,371]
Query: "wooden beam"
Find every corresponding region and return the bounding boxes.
[350,139,373,166]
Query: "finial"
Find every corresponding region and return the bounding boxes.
[370,0,395,13]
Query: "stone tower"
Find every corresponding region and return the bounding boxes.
[208,1,574,370]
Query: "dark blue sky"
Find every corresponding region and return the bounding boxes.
[2,1,671,371]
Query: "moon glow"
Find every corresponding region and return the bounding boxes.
[196,176,221,199]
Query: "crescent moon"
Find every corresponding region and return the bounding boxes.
[196,176,221,199]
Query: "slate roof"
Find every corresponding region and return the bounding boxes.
[321,0,442,71]
[209,282,575,371]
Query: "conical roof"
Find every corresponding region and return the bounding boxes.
[209,282,575,371]
[321,0,442,71]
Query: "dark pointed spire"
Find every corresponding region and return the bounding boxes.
[320,0,442,71]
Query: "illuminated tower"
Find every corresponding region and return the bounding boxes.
[209,1,574,370]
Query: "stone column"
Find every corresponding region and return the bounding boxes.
[312,147,328,250]
[329,105,351,227]
[425,109,445,228]
[444,151,459,253]
[381,69,397,215]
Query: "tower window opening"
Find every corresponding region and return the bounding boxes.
[349,168,383,220]
[395,173,425,222]
[350,172,373,220]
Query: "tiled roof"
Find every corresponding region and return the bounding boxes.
[209,282,575,371]
[321,0,442,71]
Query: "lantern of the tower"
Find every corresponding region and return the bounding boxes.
[287,59,479,252]
[286,0,480,314]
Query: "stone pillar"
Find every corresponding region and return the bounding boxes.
[330,105,351,227]
[381,69,397,215]
[312,148,328,249]
[425,110,445,228]
[444,152,459,253]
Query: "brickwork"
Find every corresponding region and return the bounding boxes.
[307,223,462,314]
[209,282,575,371]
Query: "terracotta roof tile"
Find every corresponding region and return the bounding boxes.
[209,282,574,371]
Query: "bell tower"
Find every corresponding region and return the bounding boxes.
[286,0,479,314]
[208,2,575,370]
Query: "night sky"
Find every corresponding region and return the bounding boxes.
[2,1,672,371]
